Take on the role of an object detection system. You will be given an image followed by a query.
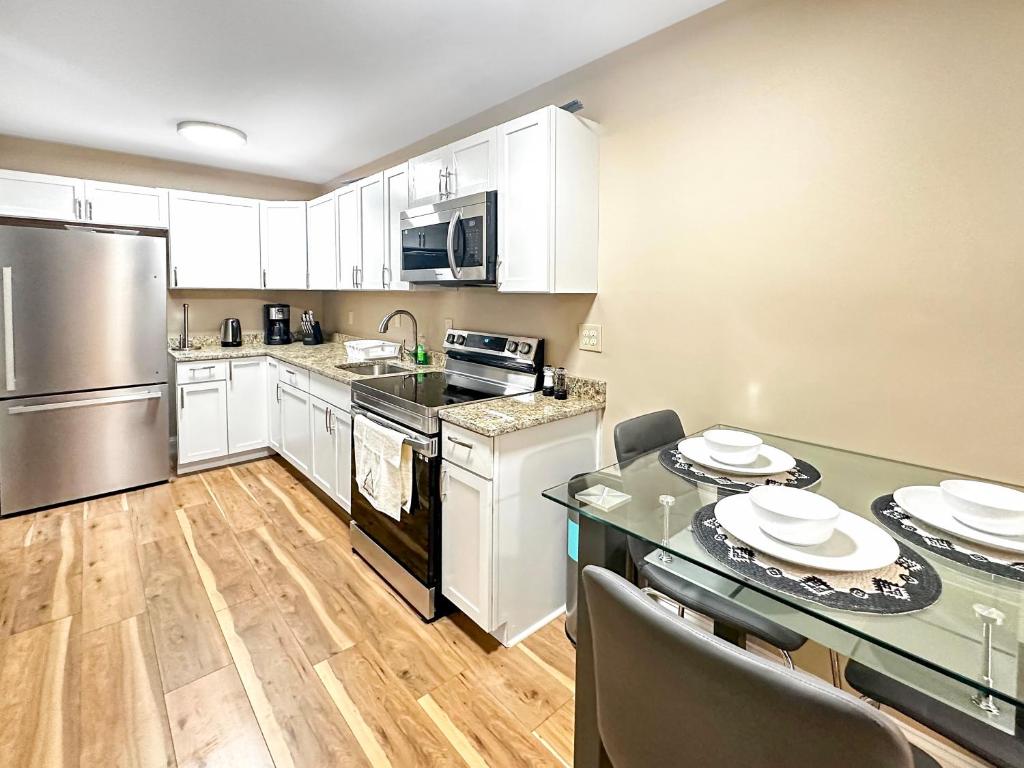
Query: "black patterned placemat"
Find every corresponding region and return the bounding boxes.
[691,504,942,615]
[659,447,821,493]
[872,494,1024,583]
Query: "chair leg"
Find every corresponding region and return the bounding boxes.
[829,649,842,688]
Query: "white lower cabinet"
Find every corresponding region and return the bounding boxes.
[227,359,267,453]
[279,381,311,474]
[310,395,338,497]
[177,380,228,464]
[441,460,495,631]
[333,407,352,511]
[266,359,281,451]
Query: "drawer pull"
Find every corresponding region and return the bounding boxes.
[446,436,474,450]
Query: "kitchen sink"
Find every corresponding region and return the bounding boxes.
[334,361,412,376]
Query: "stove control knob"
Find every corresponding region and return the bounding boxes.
[455,335,466,345]
[518,342,533,355]
[445,333,456,344]
[506,341,519,353]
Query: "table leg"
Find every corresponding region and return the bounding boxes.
[574,514,627,768]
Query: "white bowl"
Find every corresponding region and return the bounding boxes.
[703,429,763,466]
[748,485,840,546]
[940,480,1024,536]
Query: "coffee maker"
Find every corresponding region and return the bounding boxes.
[263,303,291,345]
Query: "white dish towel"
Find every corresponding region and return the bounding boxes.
[353,414,413,522]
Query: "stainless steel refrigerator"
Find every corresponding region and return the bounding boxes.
[0,223,169,515]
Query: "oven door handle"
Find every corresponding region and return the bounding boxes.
[351,405,436,455]
[445,210,463,279]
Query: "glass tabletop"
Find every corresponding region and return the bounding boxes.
[544,425,1024,719]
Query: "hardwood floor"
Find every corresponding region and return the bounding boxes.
[0,458,575,768]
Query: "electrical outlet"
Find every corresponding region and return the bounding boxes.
[444,318,454,331]
[579,323,603,352]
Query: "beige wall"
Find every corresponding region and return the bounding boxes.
[324,0,1024,484]
[168,290,323,338]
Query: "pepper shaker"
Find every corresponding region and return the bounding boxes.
[554,367,568,400]
[542,365,555,397]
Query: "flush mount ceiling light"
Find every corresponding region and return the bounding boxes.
[176,120,247,148]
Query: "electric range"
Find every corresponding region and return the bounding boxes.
[348,329,544,620]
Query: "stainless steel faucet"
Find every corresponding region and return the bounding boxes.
[378,309,419,363]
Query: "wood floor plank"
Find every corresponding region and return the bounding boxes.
[82,509,146,633]
[168,473,212,509]
[80,614,175,768]
[318,643,468,768]
[433,612,572,731]
[165,664,274,768]
[85,493,129,520]
[420,673,562,768]
[250,469,329,548]
[238,525,358,663]
[533,698,574,768]
[0,511,33,554]
[202,467,272,532]
[520,614,575,692]
[255,461,349,539]
[130,483,182,545]
[140,532,231,692]
[12,505,83,634]
[302,536,465,697]
[215,595,371,768]
[177,503,263,611]
[0,615,80,768]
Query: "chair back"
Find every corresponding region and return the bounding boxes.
[582,566,916,768]
[613,410,685,466]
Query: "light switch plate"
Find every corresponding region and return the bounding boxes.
[347,311,354,325]
[578,323,603,352]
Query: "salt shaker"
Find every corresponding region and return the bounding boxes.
[542,365,555,397]
[554,367,568,400]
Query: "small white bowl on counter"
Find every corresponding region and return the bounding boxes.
[703,429,763,465]
[749,485,840,546]
[939,479,1024,536]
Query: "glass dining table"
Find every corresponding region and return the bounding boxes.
[543,425,1023,768]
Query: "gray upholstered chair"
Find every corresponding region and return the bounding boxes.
[582,565,940,768]
[614,410,807,664]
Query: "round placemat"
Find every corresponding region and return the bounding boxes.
[659,447,821,492]
[872,494,1024,584]
[690,504,942,615]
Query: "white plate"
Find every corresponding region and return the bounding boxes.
[713,494,900,571]
[893,486,1024,555]
[678,437,797,476]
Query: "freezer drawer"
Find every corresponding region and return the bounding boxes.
[0,384,169,515]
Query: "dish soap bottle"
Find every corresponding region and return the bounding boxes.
[415,335,428,365]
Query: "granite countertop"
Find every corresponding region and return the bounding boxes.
[169,333,606,435]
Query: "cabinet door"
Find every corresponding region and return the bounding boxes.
[227,358,267,453]
[333,407,352,511]
[336,185,361,289]
[84,180,168,227]
[266,359,281,451]
[382,163,410,291]
[279,381,311,475]
[306,191,337,290]
[496,109,553,293]
[407,146,450,207]
[441,461,495,631]
[0,169,83,221]
[357,173,384,290]
[169,191,261,289]
[309,396,338,496]
[450,128,497,198]
[259,201,307,289]
[177,381,228,464]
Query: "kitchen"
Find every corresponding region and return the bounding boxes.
[1,1,1022,767]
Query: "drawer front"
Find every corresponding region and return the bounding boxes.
[310,372,351,412]
[176,360,227,383]
[277,363,310,392]
[441,423,493,479]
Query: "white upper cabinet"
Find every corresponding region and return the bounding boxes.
[407,128,498,208]
[169,190,261,289]
[382,163,410,291]
[0,170,83,221]
[336,184,361,290]
[407,147,450,208]
[357,173,385,291]
[259,200,308,289]
[83,180,169,228]
[496,106,599,293]
[306,190,338,290]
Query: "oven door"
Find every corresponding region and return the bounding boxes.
[400,192,495,284]
[349,406,442,617]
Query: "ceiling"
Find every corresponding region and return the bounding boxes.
[0,0,721,183]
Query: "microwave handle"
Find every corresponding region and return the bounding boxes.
[445,210,463,279]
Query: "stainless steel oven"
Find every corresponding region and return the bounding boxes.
[400,191,496,285]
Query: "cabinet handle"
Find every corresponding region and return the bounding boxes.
[180,392,184,412]
[3,267,15,392]
[74,198,82,219]
[444,167,453,198]
[446,435,474,451]
[228,363,233,383]
[325,405,330,434]
[262,268,267,288]
[173,266,178,287]
[437,168,444,199]
[276,383,281,402]
[440,465,448,501]
[85,200,93,220]
[382,265,390,289]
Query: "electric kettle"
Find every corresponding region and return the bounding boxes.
[220,318,242,347]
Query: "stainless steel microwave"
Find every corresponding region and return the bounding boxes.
[400,191,497,285]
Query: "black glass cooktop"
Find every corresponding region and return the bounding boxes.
[355,370,529,410]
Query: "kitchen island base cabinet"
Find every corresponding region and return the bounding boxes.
[440,411,600,646]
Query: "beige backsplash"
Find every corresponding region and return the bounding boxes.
[168,290,323,337]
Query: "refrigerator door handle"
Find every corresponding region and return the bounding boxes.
[3,267,13,392]
[7,391,162,415]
